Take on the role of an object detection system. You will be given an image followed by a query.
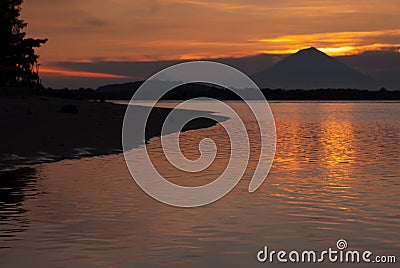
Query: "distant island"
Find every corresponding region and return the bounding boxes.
[251,47,379,90]
[40,48,400,101]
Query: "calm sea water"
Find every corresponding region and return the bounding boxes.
[1,102,399,267]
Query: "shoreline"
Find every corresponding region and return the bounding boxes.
[0,96,222,171]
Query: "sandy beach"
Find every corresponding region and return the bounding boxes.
[0,95,218,170]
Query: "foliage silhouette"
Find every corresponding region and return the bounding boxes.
[0,0,47,88]
[41,81,400,101]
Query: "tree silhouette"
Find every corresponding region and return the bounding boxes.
[0,0,47,88]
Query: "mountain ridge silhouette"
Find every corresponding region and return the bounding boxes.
[251,47,380,90]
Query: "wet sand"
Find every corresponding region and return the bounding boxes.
[0,96,218,170]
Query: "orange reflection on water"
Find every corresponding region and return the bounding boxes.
[320,120,355,167]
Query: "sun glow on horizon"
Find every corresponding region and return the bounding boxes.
[57,29,400,62]
[255,29,400,56]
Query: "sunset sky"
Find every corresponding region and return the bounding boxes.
[21,0,400,87]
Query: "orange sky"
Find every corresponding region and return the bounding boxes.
[39,68,133,79]
[22,0,400,79]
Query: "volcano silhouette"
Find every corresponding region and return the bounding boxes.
[251,47,379,90]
